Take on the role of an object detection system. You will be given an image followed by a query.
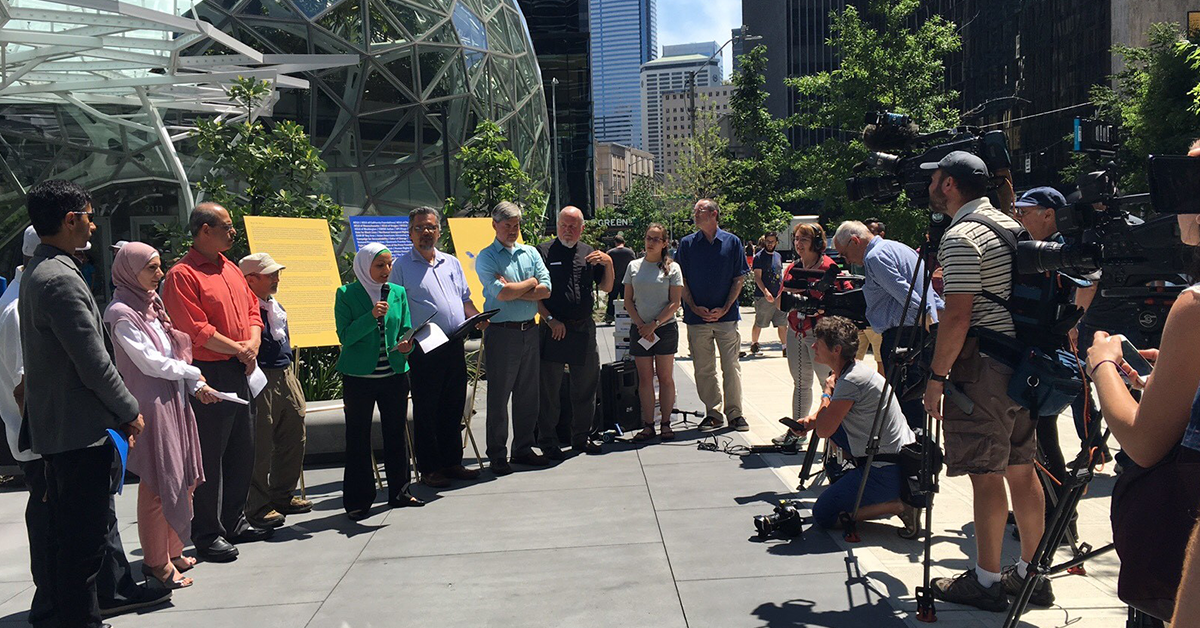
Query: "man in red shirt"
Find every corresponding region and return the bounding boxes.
[162,203,270,563]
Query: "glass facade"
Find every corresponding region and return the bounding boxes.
[185,0,552,215]
[590,0,656,149]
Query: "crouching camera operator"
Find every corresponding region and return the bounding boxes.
[789,316,920,537]
[1083,209,1200,622]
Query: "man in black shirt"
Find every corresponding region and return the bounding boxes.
[536,206,614,457]
[604,234,636,323]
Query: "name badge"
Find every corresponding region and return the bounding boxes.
[550,261,563,266]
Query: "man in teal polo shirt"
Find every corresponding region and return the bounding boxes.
[474,201,552,476]
[676,198,751,432]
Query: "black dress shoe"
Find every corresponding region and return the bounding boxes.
[196,538,239,563]
[510,452,550,467]
[388,493,426,508]
[572,441,602,455]
[229,526,274,544]
[443,464,481,480]
[490,458,513,476]
[542,446,566,461]
[100,585,172,617]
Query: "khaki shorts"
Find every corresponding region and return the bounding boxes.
[942,338,1036,476]
[753,297,788,328]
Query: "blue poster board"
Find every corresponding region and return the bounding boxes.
[348,215,412,258]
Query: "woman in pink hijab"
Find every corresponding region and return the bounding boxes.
[104,242,218,589]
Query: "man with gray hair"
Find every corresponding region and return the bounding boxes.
[833,220,942,429]
[390,206,485,487]
[535,206,613,457]
[474,202,552,475]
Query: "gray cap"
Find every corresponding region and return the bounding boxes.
[22,226,39,257]
[920,150,989,183]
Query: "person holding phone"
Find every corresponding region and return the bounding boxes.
[334,243,418,520]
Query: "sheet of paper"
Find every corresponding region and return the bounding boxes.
[637,333,660,350]
[416,321,449,353]
[212,390,249,405]
[248,366,267,398]
[400,311,436,344]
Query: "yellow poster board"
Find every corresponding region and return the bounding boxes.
[446,217,522,311]
[242,216,342,348]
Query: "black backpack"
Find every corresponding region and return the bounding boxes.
[957,212,1085,415]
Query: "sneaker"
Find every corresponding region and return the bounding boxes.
[898,503,921,539]
[930,569,1008,612]
[729,416,750,432]
[698,416,725,431]
[750,342,761,354]
[1001,565,1055,607]
[771,430,808,447]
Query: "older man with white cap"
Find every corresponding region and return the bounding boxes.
[240,252,310,529]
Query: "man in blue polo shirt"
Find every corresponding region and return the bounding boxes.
[391,206,486,487]
[676,198,751,431]
[474,202,552,476]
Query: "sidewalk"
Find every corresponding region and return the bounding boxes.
[668,307,1126,628]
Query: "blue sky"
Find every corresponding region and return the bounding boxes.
[657,0,742,78]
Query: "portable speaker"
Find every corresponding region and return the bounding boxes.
[600,360,642,432]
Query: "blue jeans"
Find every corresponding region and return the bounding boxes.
[814,426,904,528]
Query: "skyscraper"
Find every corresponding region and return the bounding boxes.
[640,47,722,167]
[591,0,657,149]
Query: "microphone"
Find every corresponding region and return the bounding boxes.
[378,284,390,337]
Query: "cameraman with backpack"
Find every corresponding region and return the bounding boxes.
[921,152,1051,611]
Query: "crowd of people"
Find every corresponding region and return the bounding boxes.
[6,158,1200,626]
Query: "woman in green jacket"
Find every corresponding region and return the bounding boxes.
[334,243,422,520]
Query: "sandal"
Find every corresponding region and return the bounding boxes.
[171,555,197,573]
[659,422,675,441]
[632,424,657,442]
[141,563,193,589]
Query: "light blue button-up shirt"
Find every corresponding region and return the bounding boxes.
[390,248,471,334]
[474,239,552,323]
[862,237,943,333]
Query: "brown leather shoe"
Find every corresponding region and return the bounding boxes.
[443,465,481,480]
[246,510,285,529]
[421,471,451,488]
[274,497,313,515]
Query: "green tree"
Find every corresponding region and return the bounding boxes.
[584,176,687,249]
[722,46,794,242]
[1085,24,1200,192]
[788,0,960,245]
[445,119,549,243]
[179,77,344,261]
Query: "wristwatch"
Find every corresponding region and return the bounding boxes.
[929,372,948,383]
[546,315,555,321]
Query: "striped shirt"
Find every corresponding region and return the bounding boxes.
[362,334,393,378]
[938,198,1017,337]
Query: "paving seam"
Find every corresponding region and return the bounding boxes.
[301,508,393,628]
[351,540,663,562]
[116,600,324,615]
[672,567,855,583]
[0,583,30,608]
[636,446,691,628]
[418,481,647,498]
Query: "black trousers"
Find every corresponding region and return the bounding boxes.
[190,359,254,548]
[881,326,928,430]
[605,284,625,320]
[22,459,143,627]
[37,446,115,628]
[408,340,468,473]
[342,373,410,511]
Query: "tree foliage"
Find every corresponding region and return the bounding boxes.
[1084,24,1200,193]
[584,177,688,250]
[787,0,960,245]
[444,119,549,243]
[170,77,344,262]
[720,46,794,241]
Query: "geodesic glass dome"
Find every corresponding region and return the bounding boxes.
[185,0,552,216]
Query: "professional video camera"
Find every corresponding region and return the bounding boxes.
[753,500,805,540]
[846,111,1012,207]
[777,265,869,327]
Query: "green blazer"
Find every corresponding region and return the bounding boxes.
[334,281,412,376]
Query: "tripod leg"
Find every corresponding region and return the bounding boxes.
[796,434,822,490]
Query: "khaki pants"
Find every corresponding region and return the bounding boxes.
[247,366,307,518]
[686,321,742,420]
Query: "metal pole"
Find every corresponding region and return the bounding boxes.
[440,102,452,204]
[551,77,560,211]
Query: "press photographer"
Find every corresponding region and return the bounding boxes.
[833,220,943,429]
[788,316,919,537]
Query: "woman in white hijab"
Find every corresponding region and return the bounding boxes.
[333,243,419,520]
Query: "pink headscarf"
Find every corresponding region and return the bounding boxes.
[109,242,191,361]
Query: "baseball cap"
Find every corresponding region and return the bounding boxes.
[239,252,285,276]
[21,226,39,257]
[1014,186,1067,210]
[919,150,990,183]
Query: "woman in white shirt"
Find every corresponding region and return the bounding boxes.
[624,223,684,441]
[104,242,218,589]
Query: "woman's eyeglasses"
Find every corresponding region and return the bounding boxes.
[645,236,664,243]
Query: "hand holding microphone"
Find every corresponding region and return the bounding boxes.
[374,284,391,335]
